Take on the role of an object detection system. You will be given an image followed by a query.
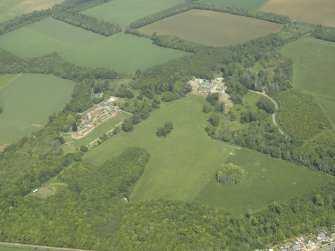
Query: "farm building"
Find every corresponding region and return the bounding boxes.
[188,77,226,95]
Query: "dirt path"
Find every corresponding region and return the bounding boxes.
[249,90,289,138]
[0,241,90,251]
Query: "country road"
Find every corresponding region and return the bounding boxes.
[249,90,289,138]
[0,242,90,251]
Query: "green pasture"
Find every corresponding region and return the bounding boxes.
[62,33,188,73]
[84,95,237,202]
[199,0,268,10]
[195,148,333,214]
[0,17,103,58]
[139,9,282,47]
[0,248,32,251]
[281,38,335,124]
[82,0,183,28]
[74,112,130,147]
[0,73,75,144]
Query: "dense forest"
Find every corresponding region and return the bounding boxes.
[0,0,334,250]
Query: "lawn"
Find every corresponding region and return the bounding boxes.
[82,0,183,28]
[62,33,188,73]
[281,38,335,125]
[0,17,103,58]
[194,148,333,214]
[199,0,268,10]
[0,0,64,23]
[84,95,237,202]
[261,0,335,27]
[0,73,75,144]
[138,9,282,47]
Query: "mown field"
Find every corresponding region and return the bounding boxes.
[0,248,31,251]
[199,0,268,10]
[0,0,63,23]
[62,33,188,73]
[0,74,75,145]
[195,148,333,214]
[261,0,335,27]
[82,0,183,28]
[139,9,282,47]
[83,95,330,213]
[0,17,103,58]
[281,38,335,125]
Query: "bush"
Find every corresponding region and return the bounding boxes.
[156,122,173,137]
[0,106,2,114]
[216,163,245,185]
[256,97,276,114]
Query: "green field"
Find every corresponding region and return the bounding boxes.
[62,33,188,73]
[0,17,103,58]
[281,38,335,125]
[199,0,268,10]
[0,0,63,23]
[0,74,75,144]
[82,0,183,28]
[139,10,282,47]
[195,148,333,214]
[0,248,32,251]
[83,95,330,212]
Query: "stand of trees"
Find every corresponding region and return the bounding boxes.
[313,25,335,42]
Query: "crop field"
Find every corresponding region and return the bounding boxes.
[0,74,75,144]
[199,0,268,10]
[138,10,282,47]
[62,33,188,73]
[82,0,183,28]
[195,148,333,214]
[261,0,335,27]
[281,38,335,125]
[84,95,237,202]
[0,17,103,58]
[0,0,64,23]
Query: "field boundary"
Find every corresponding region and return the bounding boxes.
[0,73,22,91]
[0,242,91,251]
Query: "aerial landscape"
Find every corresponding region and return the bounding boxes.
[0,0,334,251]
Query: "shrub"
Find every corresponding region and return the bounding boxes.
[216,163,245,185]
[156,122,173,137]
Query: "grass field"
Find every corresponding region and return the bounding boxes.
[83,95,330,212]
[0,0,64,23]
[195,148,333,214]
[281,38,335,125]
[82,0,183,28]
[261,0,335,27]
[0,17,103,58]
[62,33,188,73]
[199,0,268,10]
[138,9,282,47]
[0,74,75,144]
[0,248,32,251]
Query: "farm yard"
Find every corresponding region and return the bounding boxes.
[62,33,188,73]
[0,74,74,145]
[0,0,63,23]
[281,38,335,125]
[82,0,183,28]
[138,10,283,47]
[194,148,333,214]
[83,95,331,213]
[261,0,335,27]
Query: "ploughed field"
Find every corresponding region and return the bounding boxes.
[281,38,335,125]
[0,73,75,145]
[0,18,187,73]
[83,95,332,213]
[0,0,64,23]
[82,0,183,28]
[138,10,283,47]
[261,0,335,27]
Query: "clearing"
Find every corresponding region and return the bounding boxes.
[261,0,335,27]
[82,0,183,28]
[83,95,331,213]
[0,74,75,144]
[0,0,64,23]
[281,38,335,125]
[138,9,282,47]
[195,148,333,214]
[0,17,103,58]
[62,33,188,73]
[199,0,268,10]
